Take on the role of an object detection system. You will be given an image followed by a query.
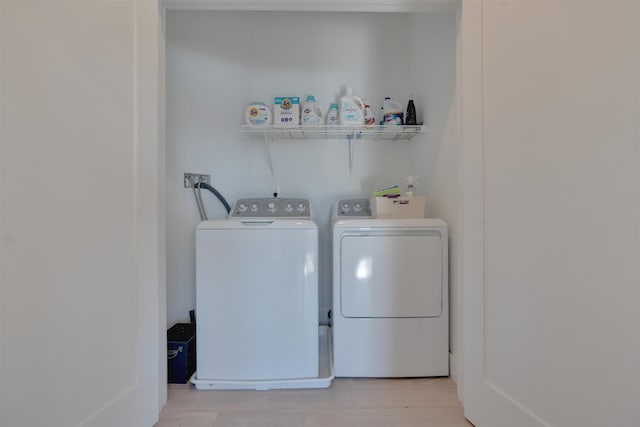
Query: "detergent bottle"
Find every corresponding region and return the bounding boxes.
[326,103,339,126]
[301,95,324,125]
[338,87,365,125]
[381,97,404,126]
[405,96,417,125]
[363,101,376,126]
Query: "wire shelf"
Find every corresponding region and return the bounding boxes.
[241,124,425,141]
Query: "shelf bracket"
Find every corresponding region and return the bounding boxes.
[263,132,275,177]
[347,133,360,176]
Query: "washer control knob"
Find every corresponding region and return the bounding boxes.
[238,203,248,212]
[250,203,259,212]
[297,203,306,212]
[341,203,351,212]
[353,203,362,212]
[267,201,277,212]
[284,203,294,212]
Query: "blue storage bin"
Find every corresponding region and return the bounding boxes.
[167,323,196,384]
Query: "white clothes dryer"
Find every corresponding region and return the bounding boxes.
[193,198,333,390]
[332,198,449,377]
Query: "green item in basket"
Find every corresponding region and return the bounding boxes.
[373,185,402,198]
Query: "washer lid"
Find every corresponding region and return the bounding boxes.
[196,219,317,230]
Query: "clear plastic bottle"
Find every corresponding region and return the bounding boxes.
[405,176,418,196]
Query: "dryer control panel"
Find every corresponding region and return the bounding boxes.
[337,198,372,218]
[230,198,311,219]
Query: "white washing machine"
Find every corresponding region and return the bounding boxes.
[193,197,333,390]
[332,198,449,377]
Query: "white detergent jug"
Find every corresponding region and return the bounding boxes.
[339,87,365,125]
[301,95,324,125]
[381,97,404,126]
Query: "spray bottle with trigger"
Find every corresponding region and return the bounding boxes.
[405,176,418,196]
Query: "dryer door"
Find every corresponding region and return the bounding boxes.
[340,231,443,318]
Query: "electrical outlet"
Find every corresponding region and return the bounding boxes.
[184,173,210,188]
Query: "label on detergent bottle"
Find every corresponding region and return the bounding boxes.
[327,113,339,125]
[342,102,361,122]
[302,108,321,124]
[382,98,404,126]
[383,111,404,126]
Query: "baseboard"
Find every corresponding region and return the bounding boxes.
[449,352,464,406]
[449,352,457,384]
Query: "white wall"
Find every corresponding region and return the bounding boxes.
[408,11,460,376]
[165,10,459,326]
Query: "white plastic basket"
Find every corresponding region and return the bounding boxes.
[371,196,425,219]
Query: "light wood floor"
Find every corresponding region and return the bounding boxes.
[156,377,473,427]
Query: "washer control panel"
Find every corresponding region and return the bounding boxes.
[337,198,372,218]
[231,198,311,218]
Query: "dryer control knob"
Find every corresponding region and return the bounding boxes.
[284,203,294,212]
[341,203,351,212]
[297,203,306,212]
[250,203,259,212]
[238,203,248,212]
[353,203,362,212]
[267,202,277,212]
